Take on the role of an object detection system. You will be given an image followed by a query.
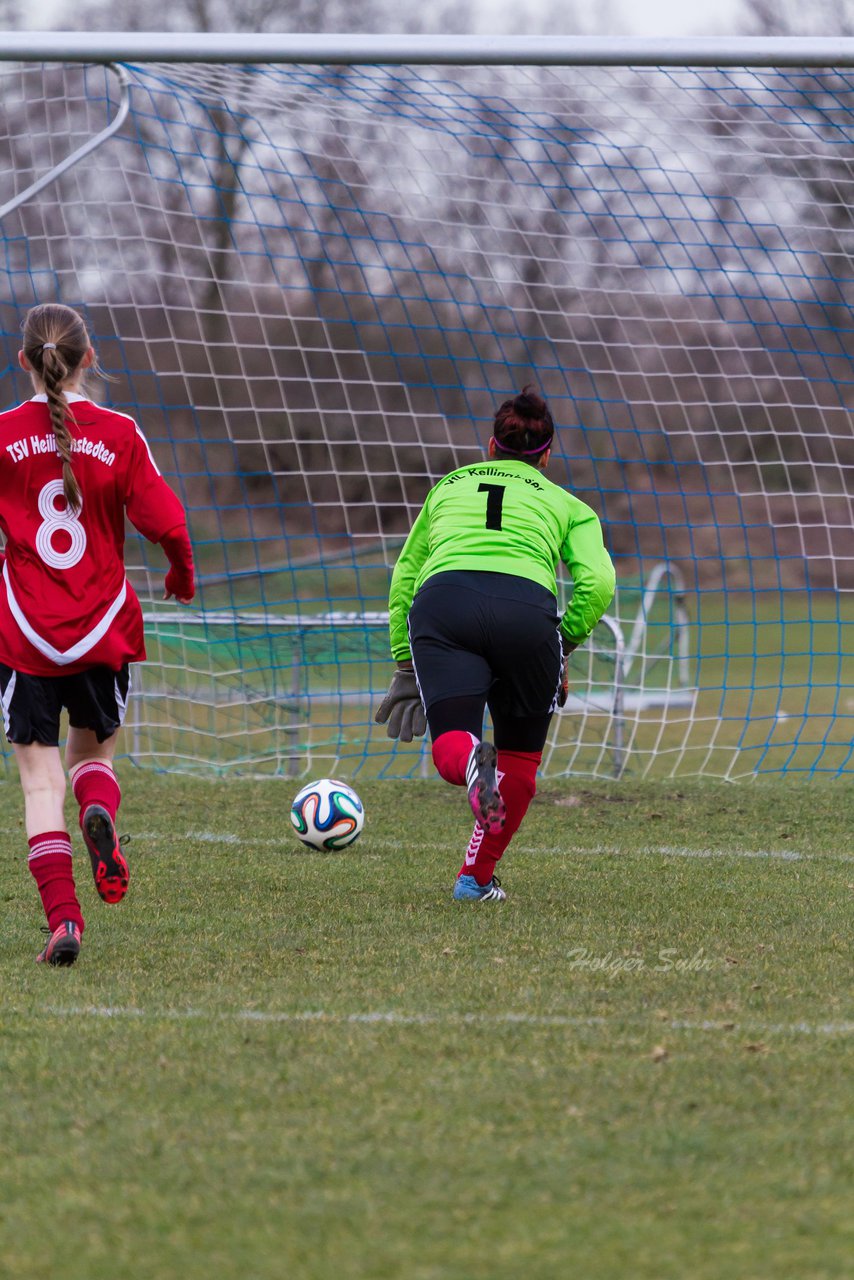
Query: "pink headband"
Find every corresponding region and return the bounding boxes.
[491,433,552,456]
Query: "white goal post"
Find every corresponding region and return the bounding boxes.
[0,34,852,781]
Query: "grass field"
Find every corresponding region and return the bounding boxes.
[1,774,851,1279]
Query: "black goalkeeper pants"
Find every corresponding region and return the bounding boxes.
[407,569,563,753]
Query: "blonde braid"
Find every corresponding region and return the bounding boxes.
[41,347,83,513]
[22,303,93,515]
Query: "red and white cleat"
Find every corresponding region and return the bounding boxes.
[36,920,82,966]
[81,804,129,904]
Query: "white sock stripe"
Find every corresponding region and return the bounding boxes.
[465,823,485,864]
[28,842,73,861]
[72,761,120,793]
[74,761,117,778]
[465,745,480,790]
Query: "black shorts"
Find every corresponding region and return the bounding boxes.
[0,663,131,747]
[408,570,562,722]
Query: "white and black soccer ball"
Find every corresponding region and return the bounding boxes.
[289,778,365,851]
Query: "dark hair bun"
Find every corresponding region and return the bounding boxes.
[493,383,554,457]
[514,386,547,418]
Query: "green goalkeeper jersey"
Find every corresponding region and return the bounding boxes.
[388,458,616,661]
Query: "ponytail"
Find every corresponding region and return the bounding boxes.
[22,304,92,514]
[41,345,83,514]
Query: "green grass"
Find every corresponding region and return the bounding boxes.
[1,775,851,1279]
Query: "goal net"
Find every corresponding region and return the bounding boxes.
[0,53,851,780]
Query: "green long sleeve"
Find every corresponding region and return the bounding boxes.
[388,459,615,661]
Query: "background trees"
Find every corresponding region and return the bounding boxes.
[1,5,852,589]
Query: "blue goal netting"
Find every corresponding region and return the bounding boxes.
[0,58,851,779]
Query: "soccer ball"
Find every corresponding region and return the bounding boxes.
[289,778,365,851]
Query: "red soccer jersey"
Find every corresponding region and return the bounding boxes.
[0,393,187,676]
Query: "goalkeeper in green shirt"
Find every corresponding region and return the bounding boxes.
[376,385,615,901]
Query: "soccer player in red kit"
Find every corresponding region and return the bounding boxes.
[0,303,195,965]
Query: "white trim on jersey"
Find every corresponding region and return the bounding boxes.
[2,562,128,667]
[132,423,162,476]
[28,395,162,476]
[30,392,89,404]
[1,669,16,734]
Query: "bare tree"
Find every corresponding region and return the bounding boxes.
[746,0,854,34]
[45,0,478,35]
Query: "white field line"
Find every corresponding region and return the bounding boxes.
[16,1004,853,1037]
[175,831,853,862]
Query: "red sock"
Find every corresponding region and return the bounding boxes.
[72,761,121,825]
[460,750,540,885]
[432,730,479,786]
[28,832,84,934]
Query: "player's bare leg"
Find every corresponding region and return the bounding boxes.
[67,728,128,904]
[14,742,83,964]
[15,741,66,837]
[66,726,119,774]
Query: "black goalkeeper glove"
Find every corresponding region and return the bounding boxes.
[375,667,427,742]
[557,638,579,709]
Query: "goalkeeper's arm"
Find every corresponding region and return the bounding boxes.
[378,502,432,740]
[559,506,616,648]
[387,501,431,661]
